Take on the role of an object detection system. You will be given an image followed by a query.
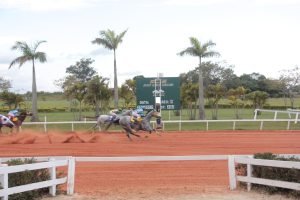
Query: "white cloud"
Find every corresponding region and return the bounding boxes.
[0,0,99,12]
[253,0,300,5]
[162,0,235,6]
[162,0,300,6]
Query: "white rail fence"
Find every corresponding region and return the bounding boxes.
[228,155,300,191]
[0,157,75,200]
[254,109,300,123]
[1,155,300,199]
[21,118,300,132]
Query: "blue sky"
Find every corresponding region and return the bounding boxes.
[0,0,300,93]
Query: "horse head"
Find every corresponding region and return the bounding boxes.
[145,110,161,120]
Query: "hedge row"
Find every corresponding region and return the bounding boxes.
[236,152,300,198]
[0,158,63,200]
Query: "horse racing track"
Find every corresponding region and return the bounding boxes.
[1,130,300,199]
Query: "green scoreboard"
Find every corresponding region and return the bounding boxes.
[136,77,180,110]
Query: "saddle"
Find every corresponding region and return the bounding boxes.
[130,116,142,124]
[110,115,119,123]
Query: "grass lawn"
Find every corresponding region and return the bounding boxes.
[1,97,300,132]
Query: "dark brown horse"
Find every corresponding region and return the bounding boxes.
[0,111,32,133]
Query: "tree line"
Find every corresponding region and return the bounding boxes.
[0,29,299,121]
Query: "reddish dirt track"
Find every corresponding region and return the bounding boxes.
[1,130,300,198]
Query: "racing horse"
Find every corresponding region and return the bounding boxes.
[94,110,132,131]
[0,111,32,133]
[118,110,161,140]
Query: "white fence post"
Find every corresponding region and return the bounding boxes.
[247,156,253,191]
[254,109,258,120]
[233,121,236,130]
[0,164,8,200]
[179,110,182,131]
[206,121,209,131]
[228,155,237,190]
[295,113,299,124]
[44,116,47,133]
[287,121,291,130]
[260,121,264,130]
[67,157,75,195]
[274,111,278,120]
[49,158,56,196]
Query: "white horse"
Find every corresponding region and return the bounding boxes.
[119,110,161,140]
[94,110,132,131]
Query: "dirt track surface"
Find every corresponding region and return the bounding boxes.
[1,130,300,199]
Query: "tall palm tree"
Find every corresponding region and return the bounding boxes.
[9,41,47,121]
[92,29,128,109]
[178,37,220,119]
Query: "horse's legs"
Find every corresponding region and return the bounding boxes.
[104,122,112,131]
[122,125,140,140]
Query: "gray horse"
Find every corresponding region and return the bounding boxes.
[119,110,161,140]
[94,110,132,131]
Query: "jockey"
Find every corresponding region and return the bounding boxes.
[109,109,122,123]
[131,108,144,123]
[8,109,20,122]
[0,114,15,127]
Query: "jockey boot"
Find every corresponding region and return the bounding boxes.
[156,124,162,129]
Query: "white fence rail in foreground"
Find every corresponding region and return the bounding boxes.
[228,155,300,191]
[22,118,300,132]
[2,154,300,199]
[0,157,75,200]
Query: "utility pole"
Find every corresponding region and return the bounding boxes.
[152,73,164,129]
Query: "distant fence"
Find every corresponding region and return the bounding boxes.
[254,109,300,123]
[0,157,75,200]
[20,118,300,132]
[228,155,300,191]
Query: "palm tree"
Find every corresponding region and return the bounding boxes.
[92,29,128,109]
[178,37,220,119]
[9,41,47,121]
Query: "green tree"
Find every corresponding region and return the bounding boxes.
[92,29,128,109]
[205,84,226,120]
[64,82,87,120]
[0,77,12,92]
[0,91,24,109]
[123,79,136,96]
[9,41,47,121]
[246,91,269,109]
[279,66,300,108]
[181,83,198,120]
[239,73,267,92]
[58,58,98,119]
[178,38,220,119]
[66,58,97,82]
[120,79,135,108]
[85,75,110,116]
[228,86,246,119]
